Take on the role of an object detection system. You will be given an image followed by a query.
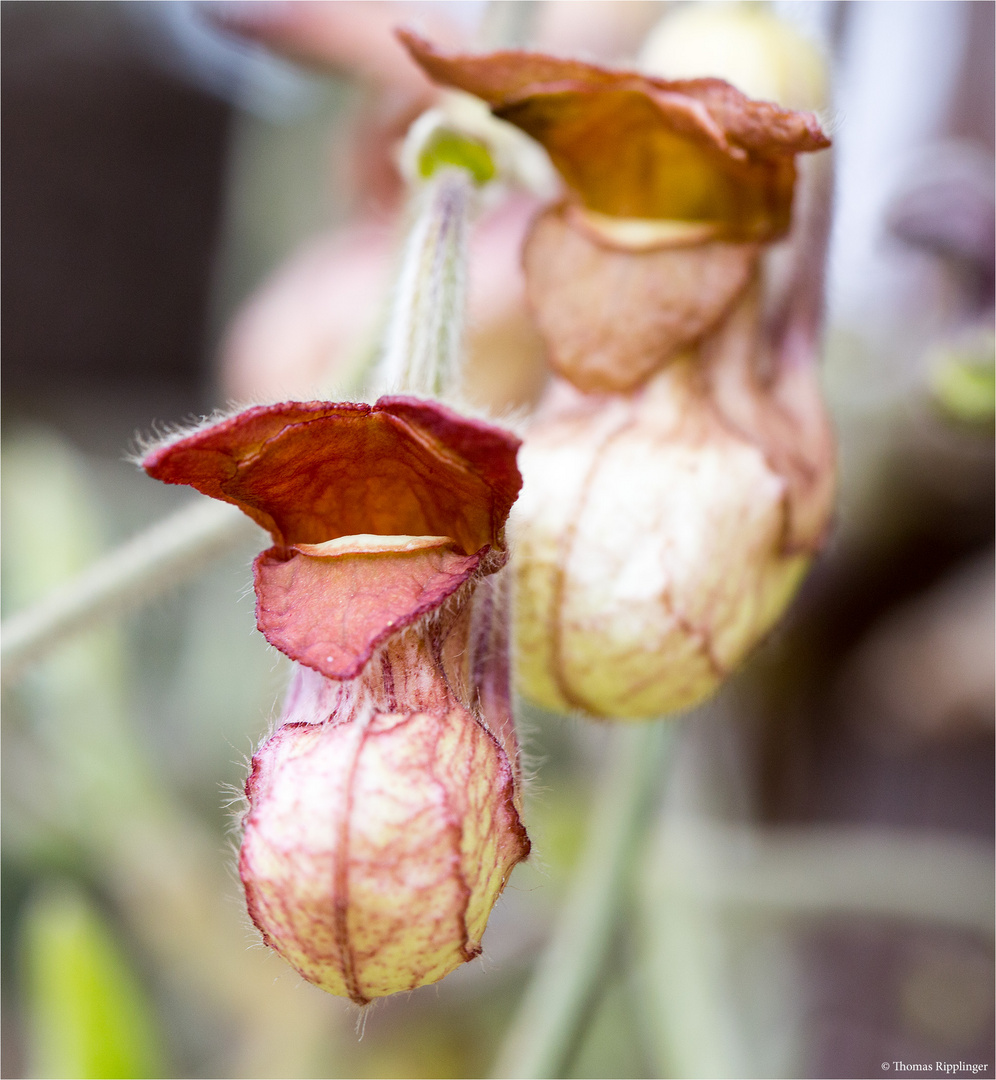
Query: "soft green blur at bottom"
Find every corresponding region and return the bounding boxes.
[22,883,165,1079]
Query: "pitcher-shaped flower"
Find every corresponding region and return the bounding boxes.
[512,279,835,718]
[144,396,530,1001]
[402,30,835,719]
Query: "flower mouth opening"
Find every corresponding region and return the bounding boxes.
[292,534,459,558]
[143,396,523,680]
[219,411,499,558]
[143,398,522,559]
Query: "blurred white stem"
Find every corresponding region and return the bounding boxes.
[492,722,672,1080]
[1,500,260,685]
[375,167,472,397]
[634,821,995,1078]
[649,822,995,935]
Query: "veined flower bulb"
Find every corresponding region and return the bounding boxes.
[240,631,529,1005]
[145,397,531,998]
[513,284,835,720]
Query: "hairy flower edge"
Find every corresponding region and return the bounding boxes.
[143,395,522,679]
[145,395,531,999]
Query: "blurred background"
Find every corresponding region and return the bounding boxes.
[2,2,993,1077]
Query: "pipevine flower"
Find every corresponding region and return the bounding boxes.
[144,396,530,1002]
[400,28,830,394]
[403,28,835,719]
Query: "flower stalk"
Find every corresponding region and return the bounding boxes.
[0,500,258,686]
[375,166,474,398]
[492,721,672,1079]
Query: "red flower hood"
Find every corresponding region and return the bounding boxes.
[144,396,522,680]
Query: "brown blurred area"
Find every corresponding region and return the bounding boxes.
[2,1,233,455]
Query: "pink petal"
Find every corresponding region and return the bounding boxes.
[254,542,488,679]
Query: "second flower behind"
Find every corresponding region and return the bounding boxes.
[402,22,835,720]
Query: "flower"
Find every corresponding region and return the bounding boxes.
[144,396,530,999]
[398,28,829,240]
[400,30,830,396]
[513,285,835,718]
[401,28,835,719]
[143,396,521,679]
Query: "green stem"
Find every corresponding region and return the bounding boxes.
[1,500,260,685]
[492,721,673,1079]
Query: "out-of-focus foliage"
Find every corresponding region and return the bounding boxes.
[929,339,996,427]
[22,884,166,1080]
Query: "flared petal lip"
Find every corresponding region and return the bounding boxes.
[397,28,830,161]
[142,394,523,551]
[398,29,830,238]
[143,395,523,678]
[253,541,491,680]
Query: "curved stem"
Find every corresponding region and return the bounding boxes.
[1,500,260,685]
[492,721,673,1079]
[375,167,473,398]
